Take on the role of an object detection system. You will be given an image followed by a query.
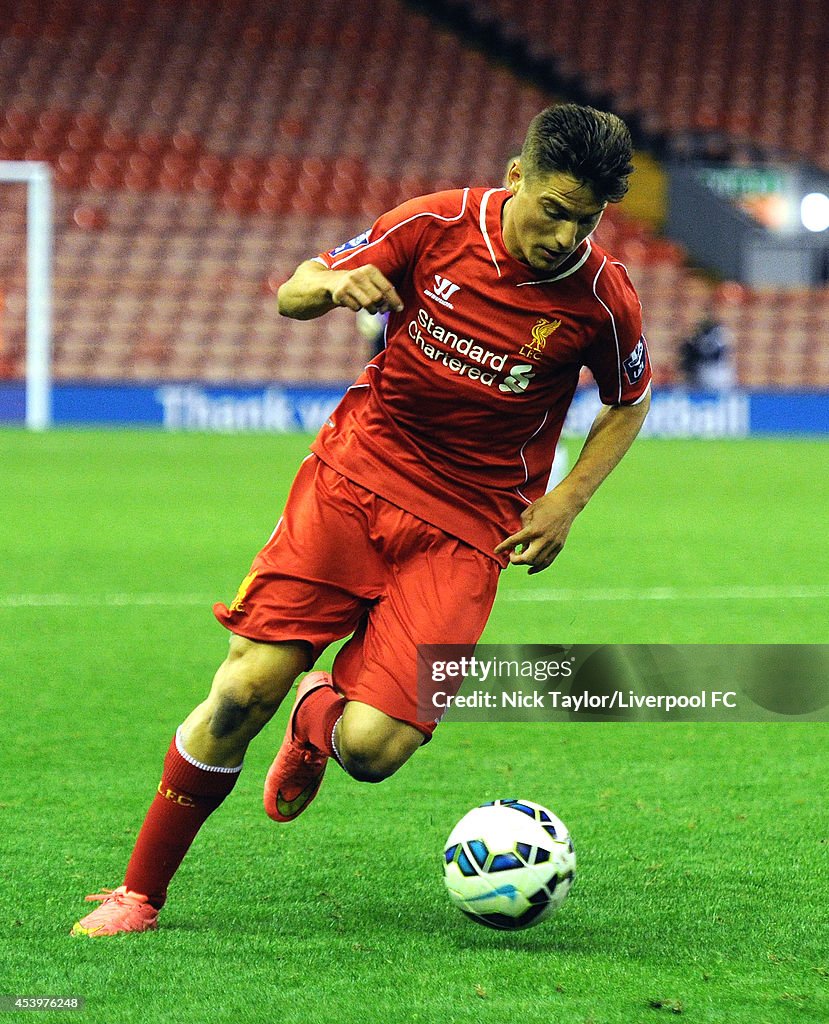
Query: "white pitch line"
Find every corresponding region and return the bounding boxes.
[0,585,828,608]
[0,593,213,608]
[501,584,829,602]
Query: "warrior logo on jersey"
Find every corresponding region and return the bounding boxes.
[499,363,535,394]
[425,275,461,309]
[623,336,648,384]
[520,317,562,361]
[329,230,370,257]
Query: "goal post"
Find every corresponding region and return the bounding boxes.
[0,161,53,430]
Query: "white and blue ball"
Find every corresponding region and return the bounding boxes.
[443,799,576,930]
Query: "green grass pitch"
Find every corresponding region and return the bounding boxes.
[1,429,827,1024]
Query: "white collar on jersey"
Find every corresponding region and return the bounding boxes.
[479,186,593,286]
[516,239,593,287]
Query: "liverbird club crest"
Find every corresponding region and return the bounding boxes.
[519,317,562,361]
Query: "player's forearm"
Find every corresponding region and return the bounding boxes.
[278,259,404,321]
[555,389,651,511]
[277,260,340,320]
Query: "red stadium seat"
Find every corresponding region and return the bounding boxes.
[0,0,818,388]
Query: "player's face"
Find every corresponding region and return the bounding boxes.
[502,163,605,273]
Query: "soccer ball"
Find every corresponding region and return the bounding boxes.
[442,798,576,930]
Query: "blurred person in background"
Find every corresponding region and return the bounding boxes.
[679,301,736,391]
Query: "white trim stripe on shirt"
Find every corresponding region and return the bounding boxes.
[514,409,550,505]
[477,187,502,278]
[630,381,651,405]
[327,190,470,269]
[590,255,623,405]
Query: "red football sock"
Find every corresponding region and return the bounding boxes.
[123,731,242,909]
[294,685,346,759]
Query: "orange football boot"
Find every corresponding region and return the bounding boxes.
[71,886,158,937]
[263,671,334,822]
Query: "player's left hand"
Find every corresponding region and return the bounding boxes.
[494,492,579,575]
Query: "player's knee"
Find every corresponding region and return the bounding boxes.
[207,639,304,738]
[338,722,415,783]
[340,746,399,784]
[208,685,266,739]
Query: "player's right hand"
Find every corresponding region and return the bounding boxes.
[328,265,404,315]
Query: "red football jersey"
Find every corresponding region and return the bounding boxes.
[312,187,651,564]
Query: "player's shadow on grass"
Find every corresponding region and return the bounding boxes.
[444,926,579,952]
[160,896,689,962]
[443,920,691,957]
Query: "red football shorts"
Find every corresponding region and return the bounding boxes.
[214,455,501,737]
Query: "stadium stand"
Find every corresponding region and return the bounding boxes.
[0,0,826,388]
[455,0,829,170]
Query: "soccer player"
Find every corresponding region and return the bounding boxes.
[72,102,651,936]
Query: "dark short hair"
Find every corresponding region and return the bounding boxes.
[521,103,634,203]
